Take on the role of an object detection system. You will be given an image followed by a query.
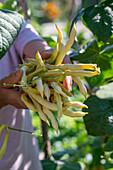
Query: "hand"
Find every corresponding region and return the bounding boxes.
[0,70,28,109]
[62,55,73,92]
[40,48,54,60]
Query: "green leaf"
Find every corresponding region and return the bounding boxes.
[0,9,24,59]
[104,141,113,152]
[2,0,17,11]
[42,37,56,48]
[61,163,82,170]
[96,82,113,100]
[83,95,113,136]
[103,136,113,152]
[71,37,113,88]
[91,137,104,149]
[41,159,57,170]
[82,0,113,43]
[52,149,74,160]
[71,39,98,63]
[69,8,84,34]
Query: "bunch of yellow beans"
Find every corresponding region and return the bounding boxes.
[19,24,100,133]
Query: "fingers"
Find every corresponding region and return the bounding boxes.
[62,55,72,92]
[62,55,72,64]
[0,70,28,109]
[4,89,28,109]
[1,70,23,88]
[63,76,72,92]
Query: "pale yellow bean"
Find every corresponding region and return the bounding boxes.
[63,110,88,117]
[72,76,87,98]
[43,106,58,134]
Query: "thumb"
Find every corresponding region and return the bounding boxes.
[41,48,53,60]
[1,69,23,88]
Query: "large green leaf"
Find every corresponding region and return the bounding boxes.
[82,0,113,43]
[70,36,113,88]
[83,95,113,136]
[0,9,24,59]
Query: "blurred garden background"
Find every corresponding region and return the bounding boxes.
[1,0,113,169]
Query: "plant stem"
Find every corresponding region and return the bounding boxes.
[0,124,41,137]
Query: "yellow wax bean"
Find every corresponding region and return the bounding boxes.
[43,106,58,134]
[21,93,37,112]
[27,66,45,81]
[65,69,100,77]
[55,42,65,65]
[0,125,5,135]
[46,43,59,64]
[51,82,68,98]
[55,92,62,119]
[27,58,36,62]
[36,51,45,67]
[43,83,51,101]
[27,58,37,66]
[56,25,63,44]
[19,61,33,68]
[67,101,88,109]
[45,63,97,71]
[24,89,58,111]
[63,110,88,117]
[62,96,70,104]
[72,76,87,98]
[0,133,9,160]
[43,75,64,82]
[65,23,77,54]
[26,65,37,74]
[43,69,63,77]
[23,87,40,94]
[29,95,50,125]
[20,66,29,86]
[35,77,44,98]
[58,82,72,97]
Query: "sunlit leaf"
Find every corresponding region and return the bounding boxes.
[0,9,23,59]
[82,0,113,43]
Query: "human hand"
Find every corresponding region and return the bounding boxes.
[0,70,28,109]
[62,55,73,92]
[40,48,53,60]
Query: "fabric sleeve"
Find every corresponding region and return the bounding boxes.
[14,21,44,59]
